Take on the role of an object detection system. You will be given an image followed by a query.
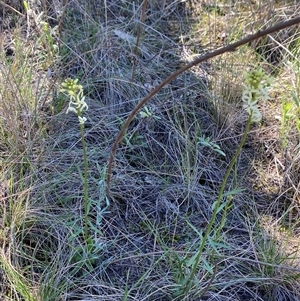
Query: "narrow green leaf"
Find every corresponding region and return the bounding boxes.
[216,200,229,214]
[23,1,29,11]
[186,220,203,238]
[186,252,199,267]
[292,92,300,107]
[201,257,213,274]
[207,236,231,251]
[213,147,226,157]
[223,188,244,196]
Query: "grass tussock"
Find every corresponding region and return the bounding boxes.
[1,0,300,300]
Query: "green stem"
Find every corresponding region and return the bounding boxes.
[80,122,89,245]
[181,111,253,296]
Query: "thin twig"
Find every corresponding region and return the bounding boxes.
[131,0,148,81]
[106,16,300,197]
[57,0,69,38]
[0,1,24,16]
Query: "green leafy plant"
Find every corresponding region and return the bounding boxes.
[242,67,273,122]
[198,136,226,157]
[60,79,110,269]
[60,78,89,237]
[275,63,300,147]
[276,98,297,147]
[275,60,300,150]
[139,106,161,120]
[175,68,273,297]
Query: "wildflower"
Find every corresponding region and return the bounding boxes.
[78,116,87,125]
[61,78,88,124]
[242,68,272,122]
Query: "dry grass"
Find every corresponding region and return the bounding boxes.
[1,0,300,300]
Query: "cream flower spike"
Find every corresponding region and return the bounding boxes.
[61,78,88,124]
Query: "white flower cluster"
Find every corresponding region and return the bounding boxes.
[242,68,272,122]
[61,79,88,125]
